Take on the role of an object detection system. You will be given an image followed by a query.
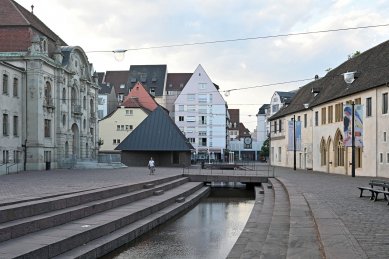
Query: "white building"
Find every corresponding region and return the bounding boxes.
[174,65,227,161]
[269,40,389,177]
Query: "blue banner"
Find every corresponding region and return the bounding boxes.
[288,120,301,151]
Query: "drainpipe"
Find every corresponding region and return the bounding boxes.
[23,61,28,171]
[376,88,378,177]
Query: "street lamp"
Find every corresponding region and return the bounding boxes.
[343,71,358,177]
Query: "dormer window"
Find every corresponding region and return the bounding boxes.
[150,88,155,96]
[120,84,125,89]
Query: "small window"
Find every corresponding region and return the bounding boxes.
[380,153,383,163]
[366,97,372,117]
[187,116,195,122]
[13,116,18,136]
[179,116,184,122]
[383,93,388,114]
[2,74,8,94]
[13,78,18,97]
[179,105,184,112]
[44,119,51,138]
[62,114,66,127]
[120,84,125,89]
[387,153,389,164]
[3,114,9,136]
[117,125,120,131]
[315,111,319,126]
[384,132,387,142]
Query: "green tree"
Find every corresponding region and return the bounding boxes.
[260,137,269,157]
[348,51,361,59]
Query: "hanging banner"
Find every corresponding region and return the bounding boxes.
[288,120,301,151]
[343,104,364,147]
[354,104,363,147]
[343,105,352,147]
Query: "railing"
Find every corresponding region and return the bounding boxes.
[6,163,20,174]
[0,163,7,175]
[182,161,275,178]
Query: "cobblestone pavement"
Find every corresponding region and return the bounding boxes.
[0,167,183,205]
[274,166,389,259]
[1,165,388,258]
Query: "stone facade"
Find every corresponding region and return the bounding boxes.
[0,1,99,172]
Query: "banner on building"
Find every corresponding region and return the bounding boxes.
[343,104,363,147]
[288,120,301,151]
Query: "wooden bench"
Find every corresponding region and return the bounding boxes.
[357,179,389,201]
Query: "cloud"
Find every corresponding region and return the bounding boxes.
[15,0,389,131]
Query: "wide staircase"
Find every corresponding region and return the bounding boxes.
[0,176,209,258]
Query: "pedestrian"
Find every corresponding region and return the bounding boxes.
[148,157,155,175]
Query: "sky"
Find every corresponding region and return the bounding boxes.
[16,0,389,132]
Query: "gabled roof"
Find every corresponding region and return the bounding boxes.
[276,91,296,103]
[129,65,167,97]
[116,106,194,151]
[121,82,158,111]
[0,0,66,44]
[270,39,389,120]
[166,73,192,91]
[104,70,131,95]
[228,109,240,124]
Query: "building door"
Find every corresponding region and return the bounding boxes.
[173,152,179,164]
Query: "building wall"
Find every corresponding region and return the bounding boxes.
[0,62,24,174]
[271,86,389,177]
[99,107,148,152]
[174,65,227,159]
[1,43,99,171]
[121,151,191,167]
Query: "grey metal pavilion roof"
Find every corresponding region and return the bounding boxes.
[115,106,194,152]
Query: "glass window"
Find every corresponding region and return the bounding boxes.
[13,116,18,136]
[366,97,372,117]
[382,93,388,114]
[13,78,18,97]
[44,119,51,138]
[3,114,8,136]
[2,74,8,94]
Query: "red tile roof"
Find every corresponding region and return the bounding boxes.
[121,82,158,112]
[0,0,66,52]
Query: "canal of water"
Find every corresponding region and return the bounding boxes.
[103,184,255,259]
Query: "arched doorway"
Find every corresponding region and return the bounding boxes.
[71,123,79,158]
[327,137,332,173]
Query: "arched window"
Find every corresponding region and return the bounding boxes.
[62,114,66,127]
[320,138,327,166]
[334,130,345,167]
[62,88,66,103]
[83,119,86,129]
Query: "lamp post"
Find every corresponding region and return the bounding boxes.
[293,115,296,170]
[351,102,355,177]
[343,71,357,177]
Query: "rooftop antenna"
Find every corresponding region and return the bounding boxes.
[31,5,34,14]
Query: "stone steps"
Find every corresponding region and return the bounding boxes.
[259,178,290,258]
[54,187,210,259]
[228,178,323,259]
[0,175,182,222]
[0,177,189,242]
[0,177,208,258]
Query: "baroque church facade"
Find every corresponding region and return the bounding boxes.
[0,0,99,172]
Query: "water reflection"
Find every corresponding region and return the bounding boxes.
[106,191,254,259]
